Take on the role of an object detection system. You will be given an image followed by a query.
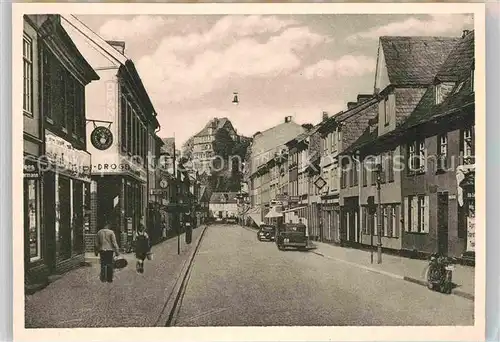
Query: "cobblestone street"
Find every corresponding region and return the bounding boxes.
[25,227,204,328]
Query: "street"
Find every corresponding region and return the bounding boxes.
[173,224,474,326]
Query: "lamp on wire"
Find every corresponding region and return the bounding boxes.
[232,92,239,105]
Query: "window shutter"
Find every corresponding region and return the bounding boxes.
[374,212,378,236]
[394,205,400,238]
[424,195,430,233]
[411,196,418,233]
[387,206,393,237]
[403,197,409,232]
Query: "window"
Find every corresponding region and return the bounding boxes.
[362,158,368,186]
[471,69,474,92]
[75,83,85,138]
[59,70,68,130]
[437,134,448,171]
[387,150,394,182]
[25,179,40,261]
[404,195,429,233]
[331,131,338,152]
[461,127,474,164]
[340,165,347,189]
[391,205,398,238]
[23,34,33,115]
[42,46,52,120]
[435,82,455,105]
[121,93,127,152]
[126,103,132,154]
[353,159,359,186]
[362,206,368,234]
[384,96,389,126]
[408,140,425,173]
[69,78,76,134]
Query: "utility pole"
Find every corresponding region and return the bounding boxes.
[376,163,383,264]
[173,137,180,255]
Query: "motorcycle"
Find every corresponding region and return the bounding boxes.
[426,253,456,294]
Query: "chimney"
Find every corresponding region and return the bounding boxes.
[347,102,358,109]
[357,94,372,104]
[462,30,470,38]
[106,40,125,54]
[322,111,328,122]
[284,116,293,123]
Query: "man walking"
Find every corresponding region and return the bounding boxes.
[95,221,120,283]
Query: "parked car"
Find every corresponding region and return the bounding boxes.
[276,223,308,250]
[257,225,276,241]
[226,217,237,224]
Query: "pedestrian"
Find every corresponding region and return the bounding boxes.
[94,221,120,283]
[135,218,151,274]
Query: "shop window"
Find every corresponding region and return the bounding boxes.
[72,181,84,255]
[23,33,33,116]
[57,176,72,260]
[25,179,40,261]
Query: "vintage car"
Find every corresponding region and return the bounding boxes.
[276,223,308,250]
[257,225,276,241]
[226,217,238,224]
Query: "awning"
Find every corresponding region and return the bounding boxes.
[246,207,262,226]
[265,206,283,218]
[282,206,308,213]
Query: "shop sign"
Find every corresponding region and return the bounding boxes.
[24,161,40,179]
[289,196,300,203]
[466,216,475,252]
[151,188,169,195]
[90,126,113,151]
[45,131,91,182]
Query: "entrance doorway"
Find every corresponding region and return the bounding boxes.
[437,193,449,255]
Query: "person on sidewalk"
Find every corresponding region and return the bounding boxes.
[94,221,120,283]
[135,218,151,274]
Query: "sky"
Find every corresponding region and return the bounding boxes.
[78,13,473,147]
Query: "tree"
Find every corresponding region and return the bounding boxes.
[213,128,234,160]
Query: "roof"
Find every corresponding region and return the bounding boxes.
[436,31,475,83]
[195,117,232,137]
[315,97,378,135]
[251,120,306,156]
[380,36,460,86]
[209,192,239,204]
[344,79,474,154]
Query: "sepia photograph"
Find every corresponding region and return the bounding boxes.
[14,3,486,341]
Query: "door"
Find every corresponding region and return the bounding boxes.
[58,176,71,261]
[437,193,449,255]
[44,172,56,271]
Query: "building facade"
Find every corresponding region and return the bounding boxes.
[62,16,159,251]
[341,34,466,256]
[209,192,239,219]
[24,15,99,286]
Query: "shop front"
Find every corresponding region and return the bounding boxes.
[24,156,45,284]
[43,130,91,275]
[321,202,340,244]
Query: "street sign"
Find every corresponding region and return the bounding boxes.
[314,176,327,190]
[150,188,169,195]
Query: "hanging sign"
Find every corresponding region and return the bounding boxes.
[24,160,40,179]
[91,126,113,150]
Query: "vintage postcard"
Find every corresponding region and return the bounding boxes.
[13,3,486,342]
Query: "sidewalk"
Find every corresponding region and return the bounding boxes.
[310,241,475,300]
[25,226,206,328]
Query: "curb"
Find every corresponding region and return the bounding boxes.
[312,251,474,301]
[155,225,208,327]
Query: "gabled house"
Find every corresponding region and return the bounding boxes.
[341,34,460,253]
[209,192,239,219]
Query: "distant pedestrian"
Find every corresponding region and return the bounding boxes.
[95,221,120,283]
[135,218,151,274]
